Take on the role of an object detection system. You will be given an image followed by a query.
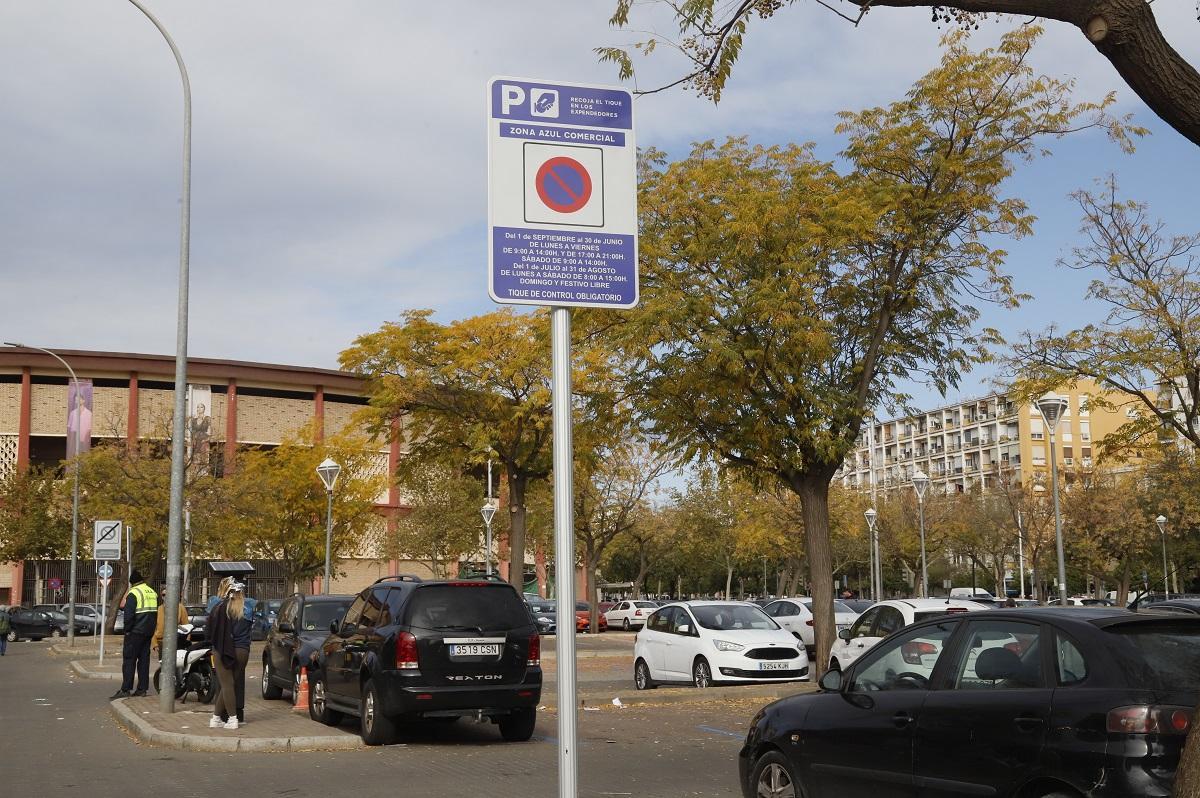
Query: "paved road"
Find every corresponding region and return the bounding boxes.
[4,640,758,798]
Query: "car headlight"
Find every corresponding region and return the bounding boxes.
[538,617,552,623]
[714,639,744,652]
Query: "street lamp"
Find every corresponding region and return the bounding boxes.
[1036,394,1070,606]
[481,500,498,575]
[911,470,929,598]
[4,343,82,645]
[1156,514,1169,600]
[864,507,878,599]
[316,457,341,594]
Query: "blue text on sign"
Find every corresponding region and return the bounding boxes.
[500,122,625,147]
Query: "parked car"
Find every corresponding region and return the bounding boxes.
[1147,598,1200,616]
[39,610,94,637]
[598,601,617,615]
[524,597,556,635]
[604,600,661,631]
[763,598,860,657]
[250,598,283,640]
[576,601,608,633]
[310,576,542,745]
[633,601,809,690]
[59,603,103,628]
[6,607,53,641]
[840,598,876,614]
[828,598,986,671]
[184,605,209,632]
[739,608,1200,798]
[261,593,353,704]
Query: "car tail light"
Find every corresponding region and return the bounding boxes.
[1107,706,1192,735]
[805,620,814,626]
[634,610,642,617]
[396,631,419,670]
[527,634,541,666]
[900,641,937,665]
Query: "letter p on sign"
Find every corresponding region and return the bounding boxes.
[501,84,525,115]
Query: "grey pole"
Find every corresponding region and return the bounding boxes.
[122,0,191,715]
[1048,434,1067,606]
[4,345,82,645]
[551,307,577,798]
[1016,510,1026,599]
[1156,515,1169,600]
[324,489,334,594]
[917,500,928,598]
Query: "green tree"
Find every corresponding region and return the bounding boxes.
[617,27,1133,673]
[392,465,487,579]
[217,431,385,591]
[341,309,554,590]
[601,0,1197,146]
[0,465,72,593]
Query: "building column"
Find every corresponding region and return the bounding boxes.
[127,372,139,446]
[314,385,325,442]
[224,379,238,474]
[17,367,30,468]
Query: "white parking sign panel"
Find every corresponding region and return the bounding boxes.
[93,520,122,561]
[488,76,637,309]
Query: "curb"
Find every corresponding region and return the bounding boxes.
[71,660,122,681]
[546,682,817,710]
[108,700,364,752]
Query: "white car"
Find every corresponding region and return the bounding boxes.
[828,598,987,671]
[604,600,660,631]
[633,601,810,689]
[763,597,860,656]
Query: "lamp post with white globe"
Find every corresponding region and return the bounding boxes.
[864,507,878,599]
[911,470,929,598]
[316,458,341,594]
[1156,515,1169,600]
[1036,395,1070,606]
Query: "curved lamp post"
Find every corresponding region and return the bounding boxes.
[911,470,929,598]
[1036,395,1070,606]
[1156,514,1169,600]
[316,458,341,594]
[4,343,82,645]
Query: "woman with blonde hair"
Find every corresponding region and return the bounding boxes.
[208,581,252,729]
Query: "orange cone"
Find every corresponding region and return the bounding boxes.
[293,667,310,712]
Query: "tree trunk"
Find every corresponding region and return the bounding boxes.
[586,556,599,634]
[632,545,649,599]
[724,557,734,601]
[507,470,527,592]
[795,474,836,679]
[1178,713,1200,797]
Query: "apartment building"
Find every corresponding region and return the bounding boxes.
[837,380,1136,495]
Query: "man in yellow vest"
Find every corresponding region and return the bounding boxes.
[111,570,158,699]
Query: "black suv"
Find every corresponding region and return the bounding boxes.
[309,576,541,745]
[261,593,354,704]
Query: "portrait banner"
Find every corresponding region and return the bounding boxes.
[66,379,93,459]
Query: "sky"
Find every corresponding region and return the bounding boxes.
[1,1,1198,410]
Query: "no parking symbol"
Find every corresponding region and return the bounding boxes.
[523,143,604,227]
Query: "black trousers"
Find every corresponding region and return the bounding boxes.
[121,632,152,692]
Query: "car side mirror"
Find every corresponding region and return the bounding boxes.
[330,620,340,634]
[838,628,852,641]
[278,622,294,633]
[677,624,690,634]
[819,669,844,692]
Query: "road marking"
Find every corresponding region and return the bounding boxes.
[697,725,743,739]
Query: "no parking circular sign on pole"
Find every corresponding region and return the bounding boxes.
[534,156,592,214]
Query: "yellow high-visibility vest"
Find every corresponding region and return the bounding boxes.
[128,583,158,614]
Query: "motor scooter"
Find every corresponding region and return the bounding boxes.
[153,623,216,703]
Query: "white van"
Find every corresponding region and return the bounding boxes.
[949,587,995,600]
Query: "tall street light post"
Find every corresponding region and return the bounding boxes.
[911,471,929,598]
[316,458,341,594]
[1016,510,1027,599]
[117,0,192,716]
[1156,514,1169,600]
[481,502,497,575]
[4,344,82,644]
[864,508,878,600]
[1036,394,1070,606]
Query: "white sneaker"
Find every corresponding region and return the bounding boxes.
[223,718,239,730]
[209,716,223,729]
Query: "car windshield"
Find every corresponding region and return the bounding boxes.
[45,611,67,622]
[691,604,779,631]
[408,585,531,632]
[302,602,352,632]
[1109,623,1200,691]
[527,601,554,613]
[186,606,205,616]
[803,601,856,614]
[634,601,658,608]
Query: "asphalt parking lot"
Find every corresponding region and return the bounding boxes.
[5,635,777,798]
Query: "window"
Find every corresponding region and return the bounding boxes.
[1030,418,1044,440]
[850,622,957,692]
[359,588,389,628]
[773,602,800,617]
[1080,422,1090,442]
[303,601,351,633]
[875,607,905,637]
[1055,633,1089,686]
[850,608,879,639]
[952,620,1044,690]
[339,594,366,631]
[649,608,674,633]
[670,608,696,635]
[407,585,531,631]
[691,604,777,631]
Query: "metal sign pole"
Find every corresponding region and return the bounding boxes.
[551,306,577,798]
[99,562,108,666]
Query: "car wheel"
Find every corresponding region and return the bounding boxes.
[6,630,17,643]
[693,657,713,689]
[50,627,63,638]
[261,658,283,700]
[195,660,217,703]
[308,672,344,726]
[360,679,397,746]
[634,658,656,690]
[622,618,630,631]
[750,750,804,798]
[498,707,536,742]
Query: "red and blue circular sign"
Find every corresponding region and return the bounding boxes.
[535,156,593,213]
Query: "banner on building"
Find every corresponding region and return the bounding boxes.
[66,379,93,458]
[187,385,212,472]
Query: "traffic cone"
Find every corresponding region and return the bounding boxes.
[293,667,310,713]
